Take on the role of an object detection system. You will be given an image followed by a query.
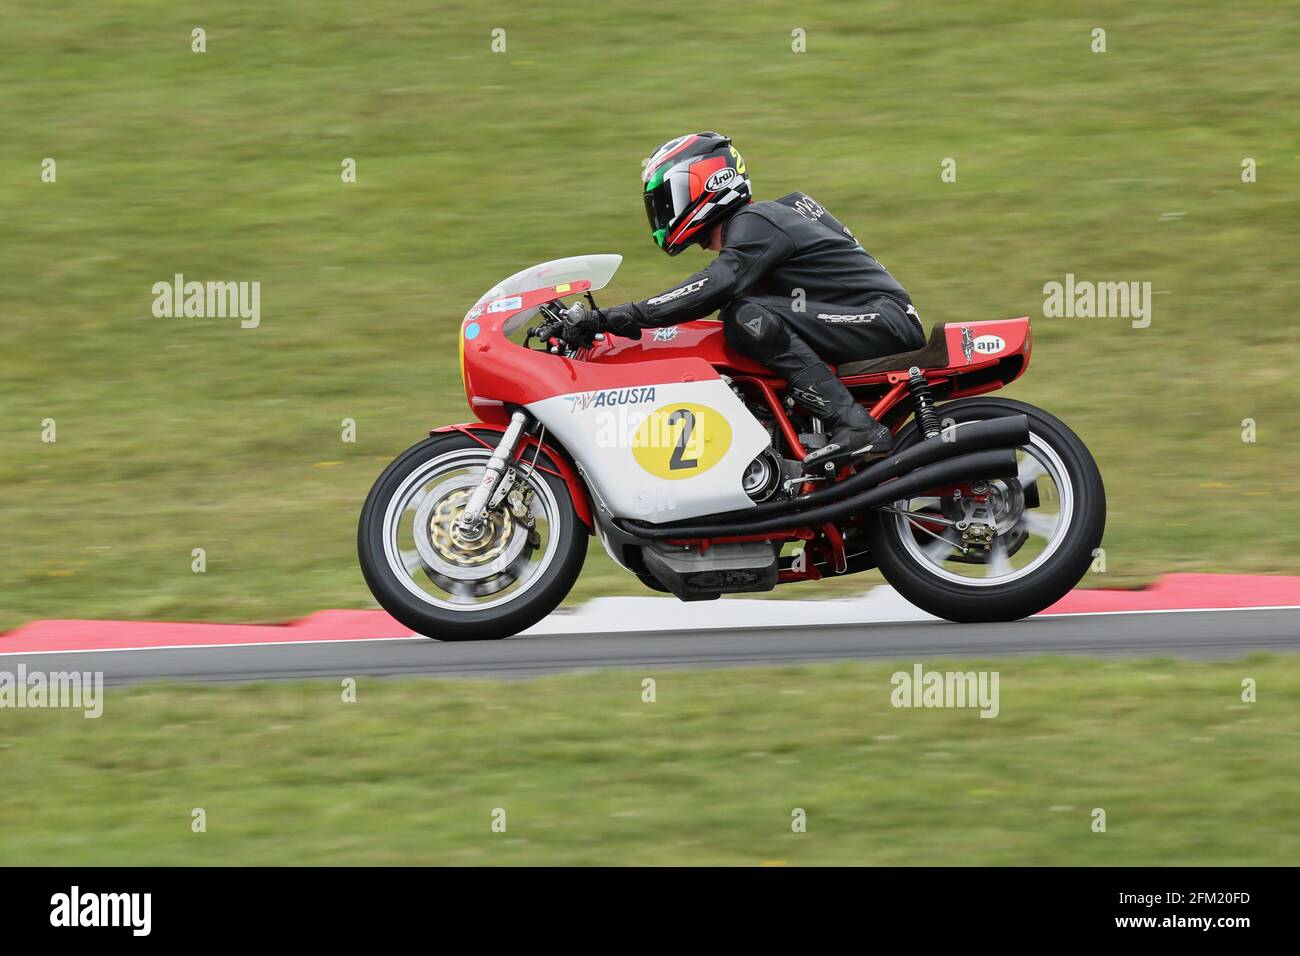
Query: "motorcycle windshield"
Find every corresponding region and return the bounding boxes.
[470,254,623,332]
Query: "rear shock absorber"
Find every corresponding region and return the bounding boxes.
[906,366,942,440]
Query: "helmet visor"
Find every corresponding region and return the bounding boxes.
[644,180,676,239]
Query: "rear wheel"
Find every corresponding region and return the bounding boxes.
[864,398,1105,622]
[358,433,586,640]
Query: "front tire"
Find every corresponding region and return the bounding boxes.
[865,398,1105,623]
[358,433,586,640]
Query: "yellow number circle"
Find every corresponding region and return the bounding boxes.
[632,403,732,480]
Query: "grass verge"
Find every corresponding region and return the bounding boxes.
[1,656,1295,865]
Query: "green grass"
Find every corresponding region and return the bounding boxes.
[2,1,1298,628]
[0,657,1295,865]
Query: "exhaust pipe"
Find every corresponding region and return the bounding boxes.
[624,447,1020,540]
[623,414,1030,536]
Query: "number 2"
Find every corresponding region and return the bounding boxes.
[667,409,698,471]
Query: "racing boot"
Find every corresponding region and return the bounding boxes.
[787,363,894,469]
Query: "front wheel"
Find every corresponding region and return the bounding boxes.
[358,433,586,640]
[864,398,1106,623]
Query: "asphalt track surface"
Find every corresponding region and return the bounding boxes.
[7,608,1298,686]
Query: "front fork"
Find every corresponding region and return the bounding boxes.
[455,409,528,539]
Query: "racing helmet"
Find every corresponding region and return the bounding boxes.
[642,132,752,255]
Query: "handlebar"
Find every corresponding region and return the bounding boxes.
[529,317,561,342]
[527,300,599,351]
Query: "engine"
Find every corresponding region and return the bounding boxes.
[733,388,813,503]
[741,447,788,501]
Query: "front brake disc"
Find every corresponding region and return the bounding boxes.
[413,475,530,588]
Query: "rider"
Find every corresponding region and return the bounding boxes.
[583,131,927,466]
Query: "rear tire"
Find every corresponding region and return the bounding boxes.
[358,433,586,640]
[864,398,1105,623]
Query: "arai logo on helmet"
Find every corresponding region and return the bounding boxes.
[704,167,738,192]
[972,334,1006,355]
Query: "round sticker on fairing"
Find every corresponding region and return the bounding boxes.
[972,334,1006,356]
[632,403,733,480]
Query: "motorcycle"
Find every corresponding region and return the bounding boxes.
[358,254,1106,640]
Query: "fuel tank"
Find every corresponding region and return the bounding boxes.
[584,319,770,377]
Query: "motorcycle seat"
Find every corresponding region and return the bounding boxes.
[836,323,951,377]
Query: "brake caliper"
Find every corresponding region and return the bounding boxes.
[958,521,996,554]
[508,485,541,549]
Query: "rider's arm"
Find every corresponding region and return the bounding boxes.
[606,210,795,330]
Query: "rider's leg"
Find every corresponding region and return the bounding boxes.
[778,293,927,359]
[722,296,894,467]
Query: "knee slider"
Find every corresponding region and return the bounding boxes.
[724,300,783,353]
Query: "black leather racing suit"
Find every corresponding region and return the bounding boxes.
[605,192,926,366]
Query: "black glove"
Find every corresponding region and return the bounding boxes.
[595,304,643,341]
[559,309,600,350]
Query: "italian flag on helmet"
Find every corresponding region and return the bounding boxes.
[642,132,752,256]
